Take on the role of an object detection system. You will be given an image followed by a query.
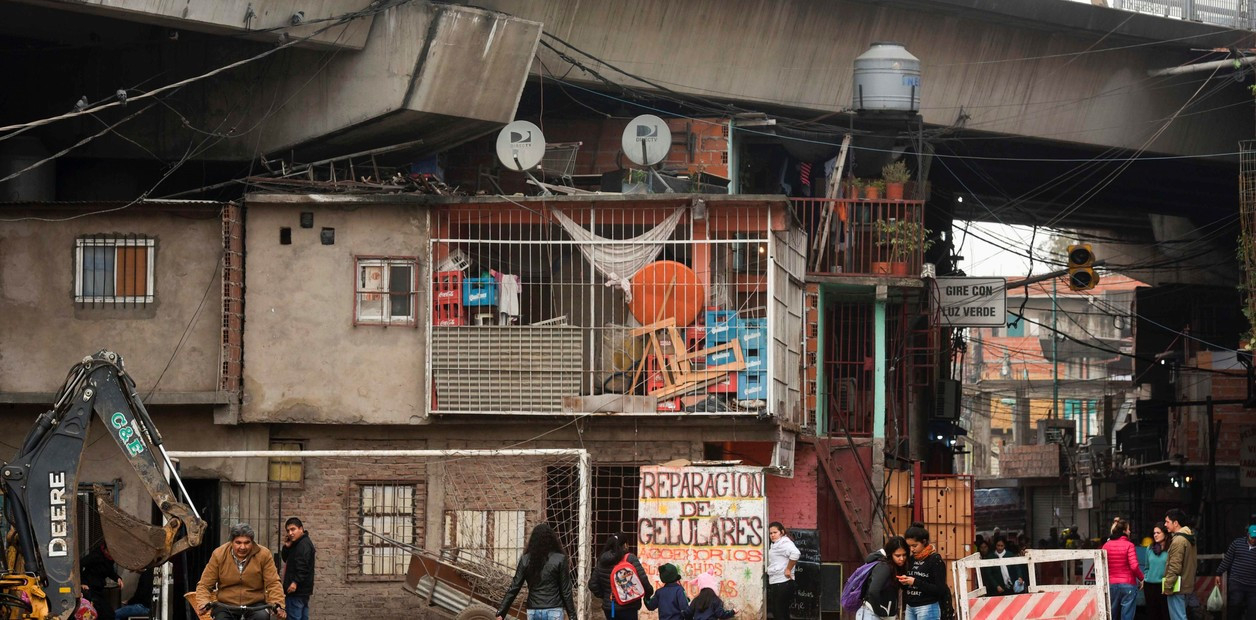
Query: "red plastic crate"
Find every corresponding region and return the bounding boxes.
[433,271,465,326]
[708,373,738,393]
[645,354,682,412]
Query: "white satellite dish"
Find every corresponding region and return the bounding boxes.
[622,114,671,166]
[495,120,546,171]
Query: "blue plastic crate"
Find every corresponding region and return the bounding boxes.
[737,372,767,399]
[739,325,767,371]
[462,277,498,306]
[704,309,740,345]
[707,348,737,367]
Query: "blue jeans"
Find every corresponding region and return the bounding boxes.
[113,604,149,619]
[904,603,940,620]
[1110,583,1137,620]
[529,608,564,620]
[1167,593,1187,620]
[286,595,310,620]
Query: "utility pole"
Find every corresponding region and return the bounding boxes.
[1052,277,1059,420]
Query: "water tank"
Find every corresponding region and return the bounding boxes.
[852,42,920,113]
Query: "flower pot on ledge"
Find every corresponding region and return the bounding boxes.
[864,185,881,200]
[885,182,905,201]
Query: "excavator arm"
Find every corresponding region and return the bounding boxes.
[0,350,206,619]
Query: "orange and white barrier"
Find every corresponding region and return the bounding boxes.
[952,549,1111,620]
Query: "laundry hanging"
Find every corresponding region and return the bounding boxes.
[549,207,686,302]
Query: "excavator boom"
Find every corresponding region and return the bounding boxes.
[0,351,206,619]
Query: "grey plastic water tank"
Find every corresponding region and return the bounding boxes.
[852,42,920,113]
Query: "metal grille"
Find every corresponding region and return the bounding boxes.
[591,466,640,554]
[794,198,927,276]
[430,201,797,416]
[1241,140,1256,342]
[1109,0,1255,29]
[822,298,913,438]
[354,256,419,326]
[74,234,155,307]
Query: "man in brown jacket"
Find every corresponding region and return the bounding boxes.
[1163,509,1197,620]
[195,523,287,620]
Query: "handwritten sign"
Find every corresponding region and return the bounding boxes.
[787,529,820,620]
[1241,427,1256,488]
[638,466,767,620]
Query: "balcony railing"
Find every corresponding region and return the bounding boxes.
[1105,0,1256,30]
[426,199,804,419]
[793,198,926,277]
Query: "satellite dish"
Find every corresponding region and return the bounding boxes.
[495,120,546,171]
[622,115,671,166]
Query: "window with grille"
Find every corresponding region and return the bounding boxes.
[442,509,525,569]
[358,483,416,575]
[355,257,417,326]
[75,237,155,304]
[592,466,640,553]
[268,441,303,483]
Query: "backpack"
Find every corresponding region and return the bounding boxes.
[610,556,646,606]
[839,559,882,614]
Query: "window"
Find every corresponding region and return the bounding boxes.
[75,237,155,304]
[358,483,415,575]
[442,509,525,568]
[268,441,303,483]
[355,257,417,326]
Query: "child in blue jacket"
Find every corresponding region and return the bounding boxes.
[645,564,690,620]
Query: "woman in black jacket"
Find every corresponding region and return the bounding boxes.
[898,523,949,620]
[497,524,577,620]
[859,537,910,619]
[587,533,654,620]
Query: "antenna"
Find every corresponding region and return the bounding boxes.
[495,120,551,196]
[621,114,674,193]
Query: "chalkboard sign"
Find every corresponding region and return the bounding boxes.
[785,529,820,620]
[818,563,844,613]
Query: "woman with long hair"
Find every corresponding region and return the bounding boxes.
[1143,524,1172,620]
[1102,518,1145,620]
[859,537,910,620]
[497,524,576,620]
[587,533,653,620]
[766,522,801,620]
[899,523,948,620]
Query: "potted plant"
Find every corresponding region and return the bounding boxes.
[843,177,863,199]
[863,179,884,200]
[881,160,911,200]
[872,219,933,275]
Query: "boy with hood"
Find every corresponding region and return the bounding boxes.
[1163,509,1197,620]
[644,564,690,620]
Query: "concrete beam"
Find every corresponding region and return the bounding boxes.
[476,0,1253,157]
[0,391,234,405]
[14,0,375,50]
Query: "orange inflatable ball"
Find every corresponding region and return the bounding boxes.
[629,261,705,327]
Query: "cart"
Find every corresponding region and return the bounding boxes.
[403,548,525,620]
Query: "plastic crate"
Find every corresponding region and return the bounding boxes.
[433,271,465,326]
[462,276,498,306]
[707,348,738,367]
[737,372,767,399]
[740,324,767,372]
[705,309,740,345]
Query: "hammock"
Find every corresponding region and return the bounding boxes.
[549,207,685,302]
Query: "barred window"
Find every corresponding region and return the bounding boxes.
[359,483,416,575]
[355,257,417,326]
[75,237,155,305]
[442,509,525,569]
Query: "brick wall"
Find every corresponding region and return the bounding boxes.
[1178,372,1252,465]
[998,444,1060,478]
[766,441,818,529]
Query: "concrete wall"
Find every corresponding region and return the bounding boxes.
[0,203,225,395]
[479,0,1250,157]
[241,198,430,424]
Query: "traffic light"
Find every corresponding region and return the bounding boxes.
[1066,244,1098,291]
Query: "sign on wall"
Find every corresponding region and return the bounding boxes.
[638,466,767,620]
[934,277,1007,327]
[1241,427,1256,488]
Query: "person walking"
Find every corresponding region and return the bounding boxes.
[279,517,315,620]
[1215,516,1256,620]
[498,523,576,620]
[688,573,736,620]
[587,533,653,620]
[900,523,949,620]
[1143,524,1172,620]
[1163,509,1198,620]
[859,537,910,620]
[1102,518,1144,620]
[766,522,800,620]
[644,563,689,620]
[981,537,1019,596]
